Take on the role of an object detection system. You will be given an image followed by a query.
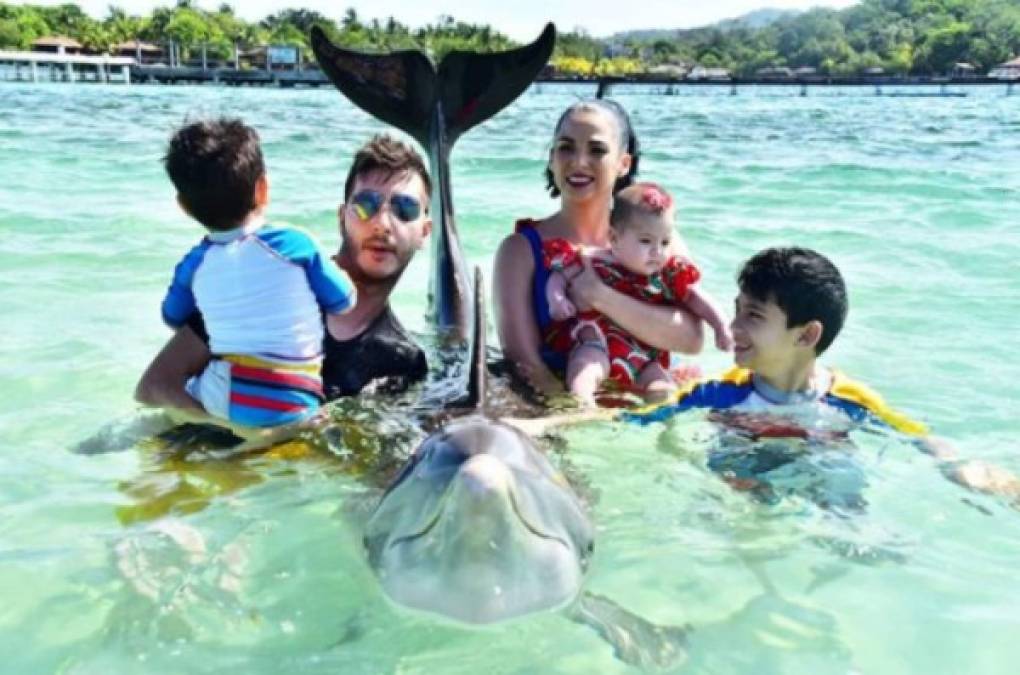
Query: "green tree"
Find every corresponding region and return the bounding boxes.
[915,21,972,72]
[0,18,21,48]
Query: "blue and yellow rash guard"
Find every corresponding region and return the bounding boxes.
[622,367,928,438]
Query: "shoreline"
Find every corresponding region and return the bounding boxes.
[1,56,1016,92]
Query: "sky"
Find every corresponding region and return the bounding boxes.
[16,1,861,41]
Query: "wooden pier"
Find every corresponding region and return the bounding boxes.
[130,65,330,87]
[567,74,1015,98]
[0,50,133,84]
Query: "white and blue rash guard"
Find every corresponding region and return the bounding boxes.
[160,221,356,427]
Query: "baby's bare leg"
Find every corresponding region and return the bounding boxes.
[637,362,677,403]
[566,324,609,406]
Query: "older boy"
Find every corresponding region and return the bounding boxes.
[137,133,431,422]
[623,247,1020,505]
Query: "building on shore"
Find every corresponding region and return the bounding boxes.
[687,65,731,81]
[31,36,84,56]
[1,46,133,84]
[952,62,977,79]
[645,63,690,80]
[113,41,164,65]
[756,66,793,80]
[241,45,308,71]
[989,56,1020,80]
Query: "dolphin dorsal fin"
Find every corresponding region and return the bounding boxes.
[465,267,487,412]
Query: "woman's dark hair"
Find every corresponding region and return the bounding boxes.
[544,99,640,197]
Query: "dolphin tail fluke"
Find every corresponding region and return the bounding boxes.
[309,27,437,147]
[436,23,556,145]
[309,24,556,148]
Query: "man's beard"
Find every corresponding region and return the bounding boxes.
[336,241,408,287]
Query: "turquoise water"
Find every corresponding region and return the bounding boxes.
[1,82,1019,673]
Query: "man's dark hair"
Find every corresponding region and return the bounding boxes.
[164,118,265,231]
[738,247,848,355]
[343,134,432,206]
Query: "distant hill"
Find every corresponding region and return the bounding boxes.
[609,7,799,41]
[714,8,799,31]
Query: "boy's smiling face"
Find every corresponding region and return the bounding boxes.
[730,292,816,377]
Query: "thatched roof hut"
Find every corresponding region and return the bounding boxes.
[31,36,83,55]
[114,40,163,63]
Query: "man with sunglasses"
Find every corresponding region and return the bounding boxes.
[136,134,432,419]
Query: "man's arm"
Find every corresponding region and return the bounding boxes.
[135,326,211,421]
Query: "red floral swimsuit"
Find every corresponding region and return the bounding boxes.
[543,237,701,388]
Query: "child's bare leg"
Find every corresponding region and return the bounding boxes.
[566,346,609,406]
[637,362,677,403]
[566,325,609,406]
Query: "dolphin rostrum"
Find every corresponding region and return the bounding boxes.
[310,23,556,343]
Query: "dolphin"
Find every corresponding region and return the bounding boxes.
[363,269,593,622]
[361,271,687,666]
[310,23,556,343]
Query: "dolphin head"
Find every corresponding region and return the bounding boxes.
[364,416,594,624]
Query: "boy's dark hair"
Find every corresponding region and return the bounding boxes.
[343,134,432,206]
[738,247,848,355]
[545,99,641,197]
[610,182,673,230]
[164,118,265,231]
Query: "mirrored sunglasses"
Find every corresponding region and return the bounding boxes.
[350,190,422,223]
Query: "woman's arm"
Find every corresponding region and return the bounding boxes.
[568,257,704,354]
[493,233,564,394]
[135,326,212,419]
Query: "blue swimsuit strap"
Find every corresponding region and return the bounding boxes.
[518,225,552,329]
[518,225,567,375]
